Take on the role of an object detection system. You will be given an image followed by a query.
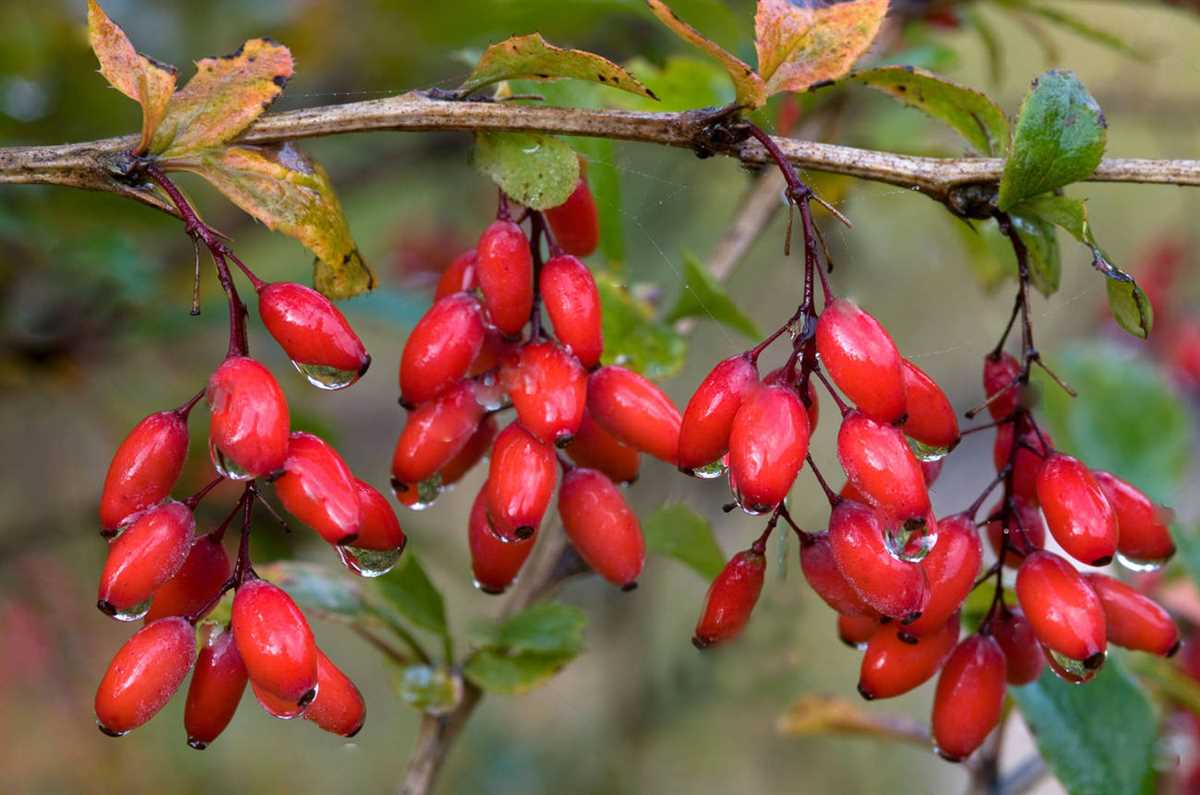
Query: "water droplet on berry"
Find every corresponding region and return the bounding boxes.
[907,437,951,463]
[1046,648,1103,684]
[884,521,938,563]
[393,476,442,511]
[690,459,727,480]
[472,373,509,411]
[209,439,254,481]
[336,545,404,577]
[292,361,361,391]
[106,596,152,622]
[97,720,128,738]
[1115,551,1170,573]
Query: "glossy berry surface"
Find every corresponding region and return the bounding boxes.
[391,380,484,485]
[434,248,478,300]
[475,219,533,337]
[1093,470,1176,565]
[678,355,759,473]
[903,514,982,636]
[838,614,880,649]
[258,282,369,385]
[98,500,195,617]
[900,359,960,451]
[544,173,599,257]
[982,353,1023,420]
[353,479,406,552]
[586,365,681,464]
[800,531,876,618]
[144,534,230,623]
[207,356,290,479]
[693,549,766,648]
[1086,573,1179,656]
[815,298,906,423]
[829,501,929,621]
[399,292,485,407]
[274,432,361,546]
[95,616,195,736]
[231,579,318,705]
[499,340,587,446]
[858,617,958,700]
[486,423,558,540]
[439,415,498,488]
[540,254,603,368]
[564,409,640,484]
[559,467,644,589]
[932,635,1007,761]
[728,384,810,513]
[1036,454,1118,566]
[837,412,930,522]
[304,649,365,737]
[1015,551,1107,666]
[99,409,189,531]
[184,626,248,749]
[991,608,1044,685]
[468,484,535,594]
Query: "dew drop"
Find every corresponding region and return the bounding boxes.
[292,360,361,391]
[209,439,253,481]
[907,437,951,463]
[97,721,128,738]
[337,545,404,578]
[472,374,508,411]
[1045,648,1103,684]
[393,476,443,511]
[1116,551,1170,573]
[689,459,727,480]
[884,521,937,563]
[106,596,152,622]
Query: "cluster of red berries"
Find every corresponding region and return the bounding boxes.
[93,265,404,745]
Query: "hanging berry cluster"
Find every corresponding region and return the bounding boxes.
[91,165,406,747]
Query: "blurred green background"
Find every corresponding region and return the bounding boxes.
[1,2,1198,794]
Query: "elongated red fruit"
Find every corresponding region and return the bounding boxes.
[486,423,558,540]
[258,282,369,387]
[901,359,959,451]
[838,412,930,522]
[1015,551,1106,666]
[399,292,485,407]
[544,172,599,257]
[1036,454,1118,566]
[184,625,248,749]
[992,608,1044,684]
[252,680,305,719]
[903,515,982,636]
[304,649,365,737]
[983,353,1022,420]
[391,380,484,485]
[99,409,189,531]
[993,422,1052,504]
[829,501,929,621]
[231,579,318,705]
[95,616,195,736]
[564,409,640,484]
[353,479,406,552]
[838,614,881,649]
[540,254,603,368]
[678,354,759,473]
[469,484,535,594]
[207,356,290,479]
[274,432,361,546]
[800,531,876,618]
[693,549,766,648]
[986,497,1046,568]
[500,341,587,445]
[816,298,906,423]
[1085,573,1179,656]
[476,219,533,337]
[440,415,498,487]
[932,635,1007,761]
[434,249,478,300]
[728,384,810,512]
[587,365,681,464]
[560,467,644,589]
[1093,470,1176,565]
[98,500,195,618]
[144,534,230,623]
[858,617,958,700]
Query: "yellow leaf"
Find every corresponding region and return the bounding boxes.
[755,0,889,95]
[645,0,766,108]
[460,33,657,100]
[86,0,177,154]
[173,143,374,299]
[776,694,930,747]
[151,39,294,159]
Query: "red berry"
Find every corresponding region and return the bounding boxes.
[1085,573,1179,656]
[274,432,361,546]
[353,479,406,552]
[922,458,944,487]
[993,422,1052,504]
[678,354,759,473]
[815,298,906,423]
[985,497,1046,568]
[983,353,1022,420]
[95,616,196,736]
[476,219,533,337]
[829,501,929,621]
[184,625,248,749]
[304,649,365,737]
[434,248,478,300]
[439,415,498,487]
[252,680,305,719]
[391,380,484,485]
[900,359,959,451]
[486,423,558,540]
[1036,454,1118,566]
[587,365,681,464]
[693,549,766,648]
[99,410,189,532]
[932,635,1007,761]
[468,327,506,377]
[761,368,820,430]
[544,172,599,257]
[231,579,318,705]
[728,384,810,512]
[837,411,930,522]
[207,356,290,479]
[903,515,982,636]
[1015,551,1106,666]
[144,534,230,623]
[564,409,640,484]
[468,483,535,594]
[98,500,195,618]
[257,282,369,387]
[399,292,485,407]
[858,617,958,700]
[500,341,587,446]
[540,254,603,368]
[1093,471,1176,566]
[800,531,877,618]
[838,614,881,649]
[560,467,644,589]
[992,608,1044,685]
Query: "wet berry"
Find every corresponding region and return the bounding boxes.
[900,359,959,451]
[1093,470,1176,566]
[678,354,759,474]
[815,298,906,423]
[468,484,535,594]
[587,365,681,464]
[564,409,640,484]
[728,384,810,512]
[486,423,557,540]
[838,614,881,649]
[858,617,958,700]
[231,578,318,705]
[499,340,587,446]
[837,411,930,522]
[903,515,982,636]
[992,608,1044,685]
[476,219,533,337]
[932,635,1007,761]
[1015,551,1107,666]
[829,501,929,621]
[399,292,485,407]
[257,282,369,388]
[434,248,478,300]
[1086,573,1179,656]
[439,415,498,487]
[98,500,195,618]
[353,479,406,552]
[144,534,230,623]
[95,617,195,736]
[207,356,290,479]
[800,531,876,618]
[99,409,189,532]
[304,649,365,737]
[540,254,603,368]
[184,625,248,749]
[274,432,361,546]
[544,171,599,257]
[693,549,766,648]
[1036,454,1118,566]
[391,380,484,485]
[983,353,1022,420]
[560,467,644,589]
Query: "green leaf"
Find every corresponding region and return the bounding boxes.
[1012,655,1157,795]
[643,503,726,580]
[394,665,462,715]
[1105,278,1154,340]
[472,131,580,211]
[1036,342,1193,504]
[609,56,735,113]
[463,649,577,695]
[665,251,760,340]
[998,70,1107,210]
[458,33,656,100]
[851,65,1009,155]
[951,218,1015,291]
[372,554,448,639]
[595,271,687,379]
[1008,212,1061,296]
[484,602,587,656]
[259,561,367,623]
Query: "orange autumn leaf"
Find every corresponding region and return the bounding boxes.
[645,0,766,108]
[755,0,889,95]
